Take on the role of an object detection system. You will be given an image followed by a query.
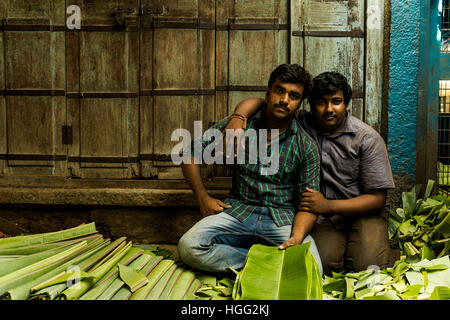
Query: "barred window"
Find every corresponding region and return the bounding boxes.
[442,0,450,52]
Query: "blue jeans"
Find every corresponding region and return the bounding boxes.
[178,206,323,275]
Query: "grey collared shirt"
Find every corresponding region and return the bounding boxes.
[295,110,395,229]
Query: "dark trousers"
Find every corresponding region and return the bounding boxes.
[311,211,398,276]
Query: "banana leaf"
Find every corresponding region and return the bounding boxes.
[97,253,153,300]
[405,256,450,293]
[158,266,184,300]
[362,291,401,300]
[59,241,132,299]
[232,243,323,300]
[25,237,107,300]
[141,256,163,276]
[129,259,174,300]
[167,269,196,300]
[88,237,127,272]
[402,190,417,218]
[429,286,450,300]
[111,286,131,300]
[0,241,87,289]
[0,241,91,299]
[0,223,97,250]
[79,276,116,300]
[435,211,450,237]
[424,180,435,201]
[0,234,100,256]
[94,247,143,288]
[0,239,92,277]
[185,279,202,300]
[118,264,148,292]
[146,264,177,300]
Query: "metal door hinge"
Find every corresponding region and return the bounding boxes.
[114,5,163,29]
[62,125,73,145]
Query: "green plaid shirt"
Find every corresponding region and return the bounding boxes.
[189,108,320,227]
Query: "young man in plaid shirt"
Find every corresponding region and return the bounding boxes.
[177,64,322,274]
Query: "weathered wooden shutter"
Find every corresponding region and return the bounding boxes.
[0,0,66,177]
[0,0,383,186]
[140,0,216,179]
[292,0,383,129]
[66,0,140,179]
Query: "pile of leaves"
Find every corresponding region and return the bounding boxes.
[322,180,450,300]
[0,223,203,300]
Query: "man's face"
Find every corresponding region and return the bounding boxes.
[265,79,304,121]
[311,89,349,133]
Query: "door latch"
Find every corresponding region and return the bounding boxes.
[114,6,138,30]
[114,5,163,29]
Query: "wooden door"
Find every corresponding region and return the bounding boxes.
[66,0,140,179]
[0,0,383,186]
[0,0,66,177]
[139,0,215,179]
[294,0,383,129]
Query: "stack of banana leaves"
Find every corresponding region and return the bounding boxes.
[0,223,205,300]
[323,180,450,300]
[2,178,449,301]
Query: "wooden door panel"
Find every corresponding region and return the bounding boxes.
[140,0,215,179]
[300,0,365,120]
[67,0,140,179]
[153,29,201,89]
[214,0,290,178]
[80,32,139,92]
[4,0,65,25]
[0,0,66,177]
[228,29,279,86]
[303,0,364,32]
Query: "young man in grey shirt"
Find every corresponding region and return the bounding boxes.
[226,72,395,275]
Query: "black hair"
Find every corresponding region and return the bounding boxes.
[308,72,353,107]
[267,64,312,99]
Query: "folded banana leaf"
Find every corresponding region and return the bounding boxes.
[0,223,97,250]
[232,243,323,300]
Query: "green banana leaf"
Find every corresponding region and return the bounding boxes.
[111,286,131,300]
[129,259,174,300]
[0,234,100,256]
[232,243,323,300]
[184,278,202,300]
[97,253,153,300]
[429,286,450,300]
[0,223,97,249]
[0,241,91,299]
[59,241,132,299]
[118,264,148,292]
[146,264,177,300]
[158,266,184,300]
[0,239,90,277]
[167,269,196,300]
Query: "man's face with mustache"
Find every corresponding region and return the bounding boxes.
[265,79,304,122]
[311,89,349,133]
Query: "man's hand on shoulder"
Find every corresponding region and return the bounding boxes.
[199,195,232,217]
[299,188,333,215]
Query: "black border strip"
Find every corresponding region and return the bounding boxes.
[2,89,66,96]
[140,89,216,96]
[66,92,139,99]
[216,85,267,92]
[292,30,365,38]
